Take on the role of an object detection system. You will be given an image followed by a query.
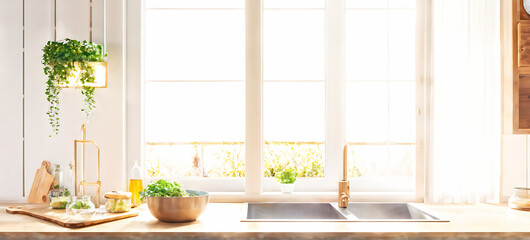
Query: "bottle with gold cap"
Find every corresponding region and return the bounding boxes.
[129,161,143,207]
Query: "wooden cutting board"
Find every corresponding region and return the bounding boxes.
[6,204,139,228]
[27,161,54,203]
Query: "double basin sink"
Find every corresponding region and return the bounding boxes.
[242,202,448,222]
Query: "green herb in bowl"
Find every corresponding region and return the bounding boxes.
[141,179,209,223]
[139,179,194,200]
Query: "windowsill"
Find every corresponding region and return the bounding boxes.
[209,191,417,203]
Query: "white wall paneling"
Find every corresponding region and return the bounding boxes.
[0,0,23,201]
[0,0,125,202]
[22,0,126,201]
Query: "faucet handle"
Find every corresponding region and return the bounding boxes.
[338,180,350,208]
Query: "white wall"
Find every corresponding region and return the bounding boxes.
[0,0,23,201]
[0,0,125,202]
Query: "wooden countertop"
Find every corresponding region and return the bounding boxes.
[0,203,529,239]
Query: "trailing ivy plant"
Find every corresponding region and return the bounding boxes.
[42,38,107,136]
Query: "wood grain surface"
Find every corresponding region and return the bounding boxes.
[27,161,54,203]
[6,204,138,228]
[1,203,530,239]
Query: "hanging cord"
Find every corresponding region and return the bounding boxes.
[89,0,92,42]
[54,0,56,41]
[103,0,106,53]
[53,0,94,42]
[22,0,26,197]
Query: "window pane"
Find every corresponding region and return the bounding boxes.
[145,10,244,80]
[346,0,415,9]
[346,4,416,185]
[145,82,244,142]
[388,145,415,177]
[263,82,325,177]
[388,0,415,8]
[389,9,415,80]
[348,145,415,178]
[146,0,244,9]
[389,82,415,142]
[263,10,325,80]
[346,0,387,9]
[346,10,388,81]
[146,143,245,178]
[348,145,389,177]
[145,82,244,178]
[264,0,325,8]
[346,82,388,142]
[264,82,325,141]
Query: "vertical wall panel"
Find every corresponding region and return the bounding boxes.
[94,0,127,193]
[24,0,54,195]
[0,0,23,200]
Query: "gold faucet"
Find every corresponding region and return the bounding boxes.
[338,144,350,208]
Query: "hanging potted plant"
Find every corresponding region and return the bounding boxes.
[275,168,298,194]
[42,38,107,136]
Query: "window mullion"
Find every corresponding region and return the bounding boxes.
[245,0,263,195]
[415,0,429,202]
[325,0,346,188]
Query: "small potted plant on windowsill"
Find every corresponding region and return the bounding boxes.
[275,168,297,194]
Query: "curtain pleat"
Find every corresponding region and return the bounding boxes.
[427,0,501,203]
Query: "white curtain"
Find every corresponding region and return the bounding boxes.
[427,0,501,203]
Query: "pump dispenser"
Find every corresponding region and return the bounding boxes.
[129,161,143,207]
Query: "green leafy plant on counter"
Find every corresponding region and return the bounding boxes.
[275,168,298,184]
[42,38,107,136]
[70,200,91,210]
[139,179,192,201]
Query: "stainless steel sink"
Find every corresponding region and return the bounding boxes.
[243,203,348,221]
[346,203,445,221]
[241,202,448,222]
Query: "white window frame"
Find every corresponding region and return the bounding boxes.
[127,0,429,202]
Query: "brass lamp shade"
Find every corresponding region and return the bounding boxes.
[61,61,107,88]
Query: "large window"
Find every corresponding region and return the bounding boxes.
[142,0,420,194]
[144,0,245,183]
[263,0,326,182]
[345,0,416,191]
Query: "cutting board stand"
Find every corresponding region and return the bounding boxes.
[6,204,138,228]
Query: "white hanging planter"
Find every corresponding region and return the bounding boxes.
[280,183,295,194]
[58,61,108,88]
